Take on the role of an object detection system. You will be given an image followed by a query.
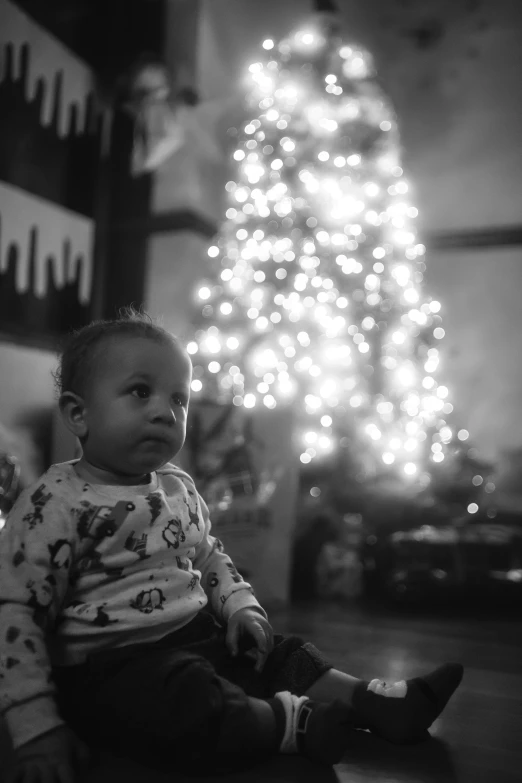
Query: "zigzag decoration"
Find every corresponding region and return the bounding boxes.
[0,0,109,218]
[0,181,93,339]
[0,181,93,300]
[0,0,107,140]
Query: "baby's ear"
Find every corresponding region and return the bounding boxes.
[59,392,88,438]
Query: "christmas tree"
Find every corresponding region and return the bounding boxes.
[188,12,494,515]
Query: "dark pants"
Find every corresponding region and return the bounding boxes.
[52,612,331,773]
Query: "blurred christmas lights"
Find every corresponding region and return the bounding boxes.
[188,16,483,503]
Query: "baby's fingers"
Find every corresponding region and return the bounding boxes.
[250,627,270,672]
[225,624,240,657]
[254,646,268,673]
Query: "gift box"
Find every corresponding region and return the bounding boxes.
[361,513,522,604]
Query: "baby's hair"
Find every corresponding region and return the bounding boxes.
[53,306,180,397]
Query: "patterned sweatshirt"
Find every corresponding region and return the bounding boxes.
[0,461,264,749]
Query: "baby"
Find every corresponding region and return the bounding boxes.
[0,310,463,781]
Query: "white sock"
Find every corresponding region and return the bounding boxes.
[274,690,311,754]
[367,679,408,698]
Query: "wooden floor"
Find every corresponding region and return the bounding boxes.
[2,600,521,782]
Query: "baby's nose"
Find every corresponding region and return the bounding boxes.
[151,399,176,423]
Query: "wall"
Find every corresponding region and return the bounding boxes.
[0,342,55,426]
[0,341,56,483]
[147,231,210,340]
[427,246,522,462]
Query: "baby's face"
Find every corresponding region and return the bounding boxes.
[80,336,192,478]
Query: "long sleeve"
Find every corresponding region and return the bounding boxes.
[0,461,268,748]
[0,483,77,748]
[192,493,267,624]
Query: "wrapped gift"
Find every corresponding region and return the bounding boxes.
[361,515,522,603]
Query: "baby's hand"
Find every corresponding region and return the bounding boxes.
[226,607,274,672]
[8,724,91,783]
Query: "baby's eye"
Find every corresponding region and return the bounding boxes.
[131,384,150,400]
[171,391,190,408]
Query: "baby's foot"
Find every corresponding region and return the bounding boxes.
[352,663,463,744]
[274,691,354,764]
